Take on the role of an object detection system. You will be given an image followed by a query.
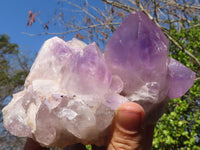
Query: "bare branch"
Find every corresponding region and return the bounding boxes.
[184,24,200,30]
[64,0,96,20]
[195,77,200,81]
[102,0,136,12]
[163,30,200,65]
[22,22,120,36]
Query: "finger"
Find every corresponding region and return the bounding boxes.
[24,138,49,150]
[107,102,145,150]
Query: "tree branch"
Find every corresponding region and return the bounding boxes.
[22,22,120,36]
[102,0,136,12]
[195,77,200,81]
[184,24,200,30]
[163,30,200,65]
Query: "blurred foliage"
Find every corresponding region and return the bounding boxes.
[86,145,92,150]
[0,34,29,149]
[0,34,29,102]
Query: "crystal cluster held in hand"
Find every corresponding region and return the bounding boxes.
[3,11,195,147]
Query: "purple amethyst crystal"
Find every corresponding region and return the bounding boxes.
[104,11,195,122]
[3,11,195,147]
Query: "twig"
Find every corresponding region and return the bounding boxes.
[184,24,200,30]
[195,77,200,81]
[65,0,96,20]
[163,30,200,65]
[102,0,136,12]
[22,22,120,36]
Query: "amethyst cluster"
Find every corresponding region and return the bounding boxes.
[3,11,195,147]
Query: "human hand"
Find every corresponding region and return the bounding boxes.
[24,102,154,150]
[106,102,154,150]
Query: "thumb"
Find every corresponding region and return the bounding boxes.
[107,102,145,150]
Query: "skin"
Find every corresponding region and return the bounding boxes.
[24,102,154,150]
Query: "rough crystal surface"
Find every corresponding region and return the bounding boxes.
[3,11,195,147]
[3,37,126,147]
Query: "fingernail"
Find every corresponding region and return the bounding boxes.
[117,110,142,131]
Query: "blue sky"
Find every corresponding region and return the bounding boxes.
[0,0,106,58]
[0,0,61,56]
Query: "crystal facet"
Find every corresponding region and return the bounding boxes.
[3,11,195,147]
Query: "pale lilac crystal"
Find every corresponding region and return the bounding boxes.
[3,37,126,147]
[3,11,195,147]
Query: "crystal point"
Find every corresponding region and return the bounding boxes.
[167,58,196,98]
